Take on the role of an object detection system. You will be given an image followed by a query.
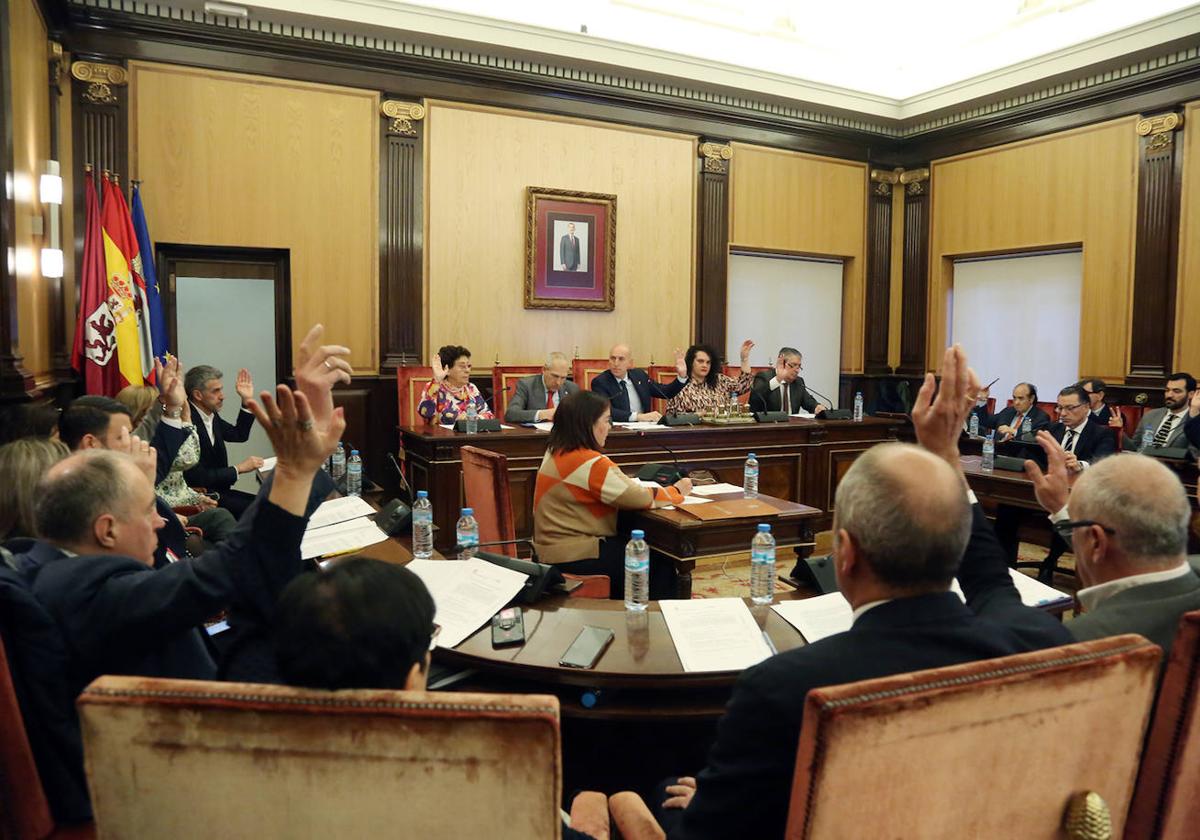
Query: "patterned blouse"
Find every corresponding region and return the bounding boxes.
[417,381,495,424]
[156,423,205,507]
[667,370,753,414]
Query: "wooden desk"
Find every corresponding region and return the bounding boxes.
[400,417,901,553]
[959,455,1040,509]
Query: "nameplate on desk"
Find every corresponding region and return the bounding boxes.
[453,418,502,433]
[676,497,780,521]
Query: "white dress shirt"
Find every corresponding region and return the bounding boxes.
[613,375,644,417]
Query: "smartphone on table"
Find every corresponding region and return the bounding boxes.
[559,625,615,669]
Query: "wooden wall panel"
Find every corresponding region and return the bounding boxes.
[1174,100,1200,374]
[729,143,867,373]
[887,180,904,369]
[425,102,694,366]
[128,63,379,372]
[11,0,51,379]
[928,118,1139,379]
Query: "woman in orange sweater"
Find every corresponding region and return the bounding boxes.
[533,391,692,599]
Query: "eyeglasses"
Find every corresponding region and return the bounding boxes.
[1055,403,1087,413]
[1051,519,1116,548]
[428,623,442,652]
[782,361,802,371]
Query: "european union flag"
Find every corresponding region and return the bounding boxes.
[130,184,169,362]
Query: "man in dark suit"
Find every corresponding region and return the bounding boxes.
[656,347,1072,840]
[591,343,687,423]
[1024,430,1200,654]
[1079,377,1113,425]
[972,381,1051,440]
[1050,384,1117,471]
[559,222,582,271]
[504,351,580,424]
[748,347,823,415]
[184,364,263,518]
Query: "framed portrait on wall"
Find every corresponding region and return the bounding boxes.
[524,186,616,311]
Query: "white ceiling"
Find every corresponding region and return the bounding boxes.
[213,0,1200,117]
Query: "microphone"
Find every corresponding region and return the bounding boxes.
[634,435,686,484]
[803,384,836,411]
[385,451,414,503]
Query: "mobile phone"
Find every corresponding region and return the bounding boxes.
[559,626,615,669]
[491,607,526,648]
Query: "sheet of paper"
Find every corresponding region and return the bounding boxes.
[302,517,389,560]
[529,422,555,432]
[260,456,277,472]
[791,410,816,419]
[634,478,662,488]
[659,598,774,672]
[691,482,745,496]
[405,558,528,648]
[949,570,1069,607]
[307,495,376,530]
[679,496,713,506]
[613,421,669,430]
[771,593,853,643]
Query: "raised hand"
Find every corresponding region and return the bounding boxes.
[247,385,346,516]
[1190,389,1200,419]
[235,368,255,403]
[160,356,185,410]
[912,344,981,466]
[431,354,450,384]
[662,776,697,810]
[124,434,157,484]
[674,347,687,379]
[1023,430,1073,513]
[739,339,755,364]
[294,323,352,434]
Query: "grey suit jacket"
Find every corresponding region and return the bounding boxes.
[1067,568,1200,655]
[1129,407,1190,450]
[504,373,580,423]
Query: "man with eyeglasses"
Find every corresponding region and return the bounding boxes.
[1050,384,1116,472]
[1077,378,1114,425]
[749,347,824,415]
[1122,372,1195,453]
[972,381,1050,441]
[1024,433,1200,654]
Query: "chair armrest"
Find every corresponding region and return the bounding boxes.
[608,792,665,840]
[569,792,610,840]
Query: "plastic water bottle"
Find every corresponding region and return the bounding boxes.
[465,400,479,434]
[750,523,776,605]
[853,391,864,422]
[1141,427,1155,451]
[1022,416,1032,437]
[743,452,759,499]
[624,529,649,611]
[412,490,433,559]
[456,507,479,561]
[968,413,980,437]
[346,450,362,497]
[331,441,346,481]
[982,431,995,473]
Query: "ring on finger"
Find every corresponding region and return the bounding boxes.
[324,359,333,370]
[298,419,314,432]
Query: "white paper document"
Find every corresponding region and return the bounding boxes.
[771,593,854,643]
[405,558,528,648]
[661,496,715,511]
[302,517,389,560]
[659,598,774,672]
[530,421,555,432]
[260,456,277,472]
[950,570,1071,607]
[791,410,816,419]
[690,482,745,496]
[307,495,377,530]
[613,421,670,431]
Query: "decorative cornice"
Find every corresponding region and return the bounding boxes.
[698,142,732,174]
[900,167,930,196]
[381,99,425,136]
[869,167,902,197]
[1136,110,1184,152]
[48,41,65,86]
[71,59,127,104]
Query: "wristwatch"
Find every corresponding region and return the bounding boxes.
[164,406,183,419]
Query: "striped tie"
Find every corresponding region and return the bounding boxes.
[1153,413,1178,447]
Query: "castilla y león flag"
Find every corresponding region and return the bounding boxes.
[100,174,144,388]
[71,170,122,395]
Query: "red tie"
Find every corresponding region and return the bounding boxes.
[546,390,555,410]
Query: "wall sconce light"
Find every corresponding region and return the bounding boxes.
[40,160,63,205]
[40,247,64,278]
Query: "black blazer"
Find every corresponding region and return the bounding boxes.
[748,371,818,414]
[972,403,1052,434]
[1092,404,1114,425]
[590,368,686,422]
[184,405,255,491]
[670,506,1072,840]
[1050,418,1116,464]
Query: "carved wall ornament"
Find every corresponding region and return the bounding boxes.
[1136,112,1183,157]
[870,167,901,197]
[49,41,64,86]
[900,167,930,196]
[72,61,127,106]
[381,100,426,136]
[699,142,733,174]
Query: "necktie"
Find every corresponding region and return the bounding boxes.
[1013,412,1024,431]
[546,389,555,410]
[1062,429,1076,453]
[782,384,790,414]
[1154,413,1178,446]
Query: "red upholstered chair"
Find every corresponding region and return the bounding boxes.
[647,365,680,414]
[0,634,94,840]
[1036,400,1058,420]
[78,676,606,840]
[461,445,609,598]
[609,635,1161,839]
[1126,610,1200,839]
[492,365,543,421]
[571,358,609,391]
[396,366,435,428]
[723,365,770,404]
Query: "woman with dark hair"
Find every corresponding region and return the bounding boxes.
[666,339,756,414]
[417,344,494,424]
[533,391,692,598]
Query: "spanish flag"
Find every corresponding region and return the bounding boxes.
[100,174,143,388]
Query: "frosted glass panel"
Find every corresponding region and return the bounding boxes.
[727,253,843,408]
[176,275,277,493]
[950,251,1082,410]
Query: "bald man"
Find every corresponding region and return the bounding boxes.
[1024,435,1200,653]
[590,344,688,423]
[657,348,1071,840]
[504,351,580,424]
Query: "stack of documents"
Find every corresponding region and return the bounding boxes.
[406,558,528,648]
[302,496,389,560]
[659,598,774,672]
[612,421,670,431]
[690,482,745,496]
